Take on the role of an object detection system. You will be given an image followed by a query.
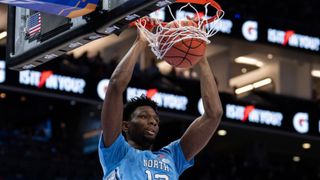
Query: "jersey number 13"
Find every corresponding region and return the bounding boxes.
[145,170,169,180]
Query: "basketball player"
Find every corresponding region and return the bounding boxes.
[98,17,223,179]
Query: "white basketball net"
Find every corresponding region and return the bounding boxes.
[135,3,224,60]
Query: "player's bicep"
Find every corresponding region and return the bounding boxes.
[101,84,124,147]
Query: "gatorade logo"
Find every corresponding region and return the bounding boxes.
[241,105,255,122]
[268,28,320,51]
[226,104,283,127]
[0,61,5,84]
[127,87,188,111]
[97,79,110,100]
[38,71,53,88]
[283,30,295,46]
[146,89,158,99]
[242,20,258,42]
[19,70,86,94]
[293,112,309,134]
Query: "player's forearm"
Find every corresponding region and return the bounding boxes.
[198,57,223,120]
[109,40,147,91]
[101,39,146,146]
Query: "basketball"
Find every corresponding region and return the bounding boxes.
[159,20,206,68]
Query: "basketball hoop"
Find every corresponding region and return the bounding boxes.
[134,0,224,61]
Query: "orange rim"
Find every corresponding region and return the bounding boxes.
[175,0,222,11]
[131,0,223,28]
[175,0,223,25]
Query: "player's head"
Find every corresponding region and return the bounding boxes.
[122,95,159,149]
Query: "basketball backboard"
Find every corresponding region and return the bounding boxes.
[6,0,175,71]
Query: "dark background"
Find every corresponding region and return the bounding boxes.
[1,0,320,179]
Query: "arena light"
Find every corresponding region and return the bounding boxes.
[253,78,272,88]
[217,129,227,136]
[0,93,6,99]
[235,78,272,95]
[292,156,301,162]
[235,84,253,95]
[83,129,101,139]
[302,143,311,149]
[234,56,264,67]
[311,70,320,78]
[0,31,7,40]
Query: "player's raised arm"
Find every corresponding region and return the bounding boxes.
[180,54,223,161]
[101,28,150,147]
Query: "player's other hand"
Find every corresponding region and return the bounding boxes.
[136,16,158,44]
[136,16,158,31]
[136,28,148,45]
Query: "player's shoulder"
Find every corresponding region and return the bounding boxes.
[158,139,181,154]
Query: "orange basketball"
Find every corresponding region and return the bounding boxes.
[159,20,206,68]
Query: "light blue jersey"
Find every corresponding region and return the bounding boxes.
[98,134,194,180]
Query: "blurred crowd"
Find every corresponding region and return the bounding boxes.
[1,122,319,180]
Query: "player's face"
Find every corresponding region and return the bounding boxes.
[128,106,160,144]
